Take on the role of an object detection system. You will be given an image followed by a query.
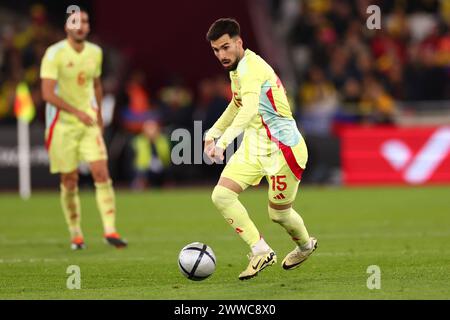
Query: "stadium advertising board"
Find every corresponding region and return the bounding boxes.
[341,126,450,185]
[0,125,58,189]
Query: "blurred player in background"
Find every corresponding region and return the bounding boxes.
[40,8,127,250]
[204,18,317,280]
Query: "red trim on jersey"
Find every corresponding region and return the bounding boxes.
[45,110,60,150]
[266,88,277,112]
[276,77,283,89]
[280,143,304,180]
[233,92,242,107]
[260,116,304,180]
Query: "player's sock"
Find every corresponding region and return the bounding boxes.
[60,184,83,239]
[268,206,310,247]
[251,237,271,255]
[95,179,117,235]
[212,185,260,247]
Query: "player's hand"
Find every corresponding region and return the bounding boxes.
[75,110,95,126]
[205,140,225,163]
[212,146,224,163]
[204,139,216,161]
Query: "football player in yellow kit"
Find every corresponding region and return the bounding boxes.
[204,18,317,280]
[40,8,127,250]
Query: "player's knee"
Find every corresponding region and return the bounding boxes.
[268,206,290,224]
[211,186,225,209]
[211,185,237,210]
[92,169,110,183]
[61,174,78,191]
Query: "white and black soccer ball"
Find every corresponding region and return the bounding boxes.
[178,242,216,281]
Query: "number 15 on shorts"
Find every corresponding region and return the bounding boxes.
[270,175,287,191]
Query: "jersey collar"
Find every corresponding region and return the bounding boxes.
[230,49,253,76]
[65,39,86,55]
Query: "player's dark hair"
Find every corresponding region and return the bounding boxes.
[206,18,240,41]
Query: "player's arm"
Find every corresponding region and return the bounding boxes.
[94,77,103,131]
[93,47,104,131]
[204,99,239,157]
[41,79,95,126]
[216,92,259,150]
[208,66,263,162]
[205,100,239,140]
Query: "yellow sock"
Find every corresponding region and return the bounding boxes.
[95,180,117,235]
[211,185,260,247]
[268,206,310,247]
[60,184,83,239]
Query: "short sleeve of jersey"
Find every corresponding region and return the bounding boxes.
[238,59,264,95]
[94,48,103,78]
[40,47,59,80]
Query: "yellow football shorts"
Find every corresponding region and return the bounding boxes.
[45,120,108,174]
[221,137,308,205]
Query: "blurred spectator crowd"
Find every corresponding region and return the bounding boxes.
[270,0,450,135]
[1,1,450,187]
[0,4,56,123]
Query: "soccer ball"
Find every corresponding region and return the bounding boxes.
[178,242,216,281]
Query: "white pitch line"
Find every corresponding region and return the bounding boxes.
[0,257,154,264]
[311,231,450,239]
[0,231,448,246]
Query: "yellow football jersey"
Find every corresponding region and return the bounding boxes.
[208,49,301,156]
[40,39,102,127]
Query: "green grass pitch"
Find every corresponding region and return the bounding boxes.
[0,186,449,299]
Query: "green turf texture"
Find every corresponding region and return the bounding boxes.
[0,186,449,299]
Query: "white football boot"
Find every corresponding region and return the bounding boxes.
[282,237,318,270]
[239,250,277,280]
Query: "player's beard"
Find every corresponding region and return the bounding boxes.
[73,34,87,43]
[223,55,240,71]
[69,30,87,43]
